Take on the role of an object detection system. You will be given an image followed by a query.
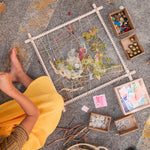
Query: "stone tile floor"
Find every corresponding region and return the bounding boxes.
[0,0,150,150]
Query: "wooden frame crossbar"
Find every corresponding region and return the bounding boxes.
[25,5,103,44]
[92,4,132,80]
[25,3,136,107]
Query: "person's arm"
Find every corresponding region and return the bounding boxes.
[0,73,40,134]
[9,86,40,133]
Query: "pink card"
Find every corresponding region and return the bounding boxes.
[81,105,89,112]
[93,94,107,108]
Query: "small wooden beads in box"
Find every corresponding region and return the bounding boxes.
[88,112,111,133]
[108,8,134,37]
[114,114,138,136]
[120,34,145,60]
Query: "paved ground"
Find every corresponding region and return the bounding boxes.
[0,0,150,150]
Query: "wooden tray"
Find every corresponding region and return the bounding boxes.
[88,112,111,133]
[114,78,150,115]
[0,2,6,15]
[108,8,134,37]
[114,114,138,136]
[120,34,145,60]
[67,143,109,150]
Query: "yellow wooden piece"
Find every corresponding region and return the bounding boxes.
[0,2,6,15]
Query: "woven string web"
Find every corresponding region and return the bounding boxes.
[31,13,125,102]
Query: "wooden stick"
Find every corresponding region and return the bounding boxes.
[77,130,91,141]
[92,3,132,81]
[63,126,86,145]
[47,124,87,147]
[65,124,84,141]
[25,6,103,44]
[72,127,87,139]
[63,117,75,137]
[68,117,75,127]
[56,128,67,136]
[47,137,65,147]
[57,117,75,136]
[63,130,68,138]
[57,122,82,137]
[68,124,84,133]
[56,127,68,130]
[28,33,56,91]
[63,123,83,138]
[63,125,83,145]
[74,129,91,140]
[64,70,136,106]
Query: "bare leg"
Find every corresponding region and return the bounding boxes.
[10,48,33,88]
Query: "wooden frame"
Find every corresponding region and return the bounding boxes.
[0,1,6,15]
[108,8,135,37]
[88,112,111,133]
[114,114,138,136]
[120,34,145,60]
[114,78,150,115]
[25,4,136,107]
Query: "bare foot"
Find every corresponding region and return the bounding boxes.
[10,48,24,82]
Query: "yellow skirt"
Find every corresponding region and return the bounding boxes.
[0,76,64,150]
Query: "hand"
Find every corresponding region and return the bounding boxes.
[0,72,15,95]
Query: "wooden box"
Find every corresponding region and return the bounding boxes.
[114,78,150,115]
[0,1,6,15]
[120,34,145,60]
[88,112,111,133]
[108,8,135,37]
[114,114,138,135]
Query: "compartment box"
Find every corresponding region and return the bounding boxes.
[120,34,145,60]
[108,8,134,37]
[88,112,111,133]
[114,78,150,115]
[0,2,6,15]
[114,114,138,135]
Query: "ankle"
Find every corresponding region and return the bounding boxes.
[18,72,33,88]
[17,71,26,83]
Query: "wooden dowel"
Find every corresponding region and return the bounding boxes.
[57,129,66,136]
[63,125,84,145]
[63,117,76,137]
[57,117,75,137]
[72,127,87,139]
[68,117,75,127]
[68,124,84,132]
[64,70,136,106]
[25,6,103,44]
[47,137,65,147]
[64,126,86,145]
[63,130,68,138]
[64,123,82,138]
[76,129,91,141]
[28,33,56,91]
[92,3,132,81]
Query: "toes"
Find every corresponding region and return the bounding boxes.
[10,48,17,60]
[12,48,17,55]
